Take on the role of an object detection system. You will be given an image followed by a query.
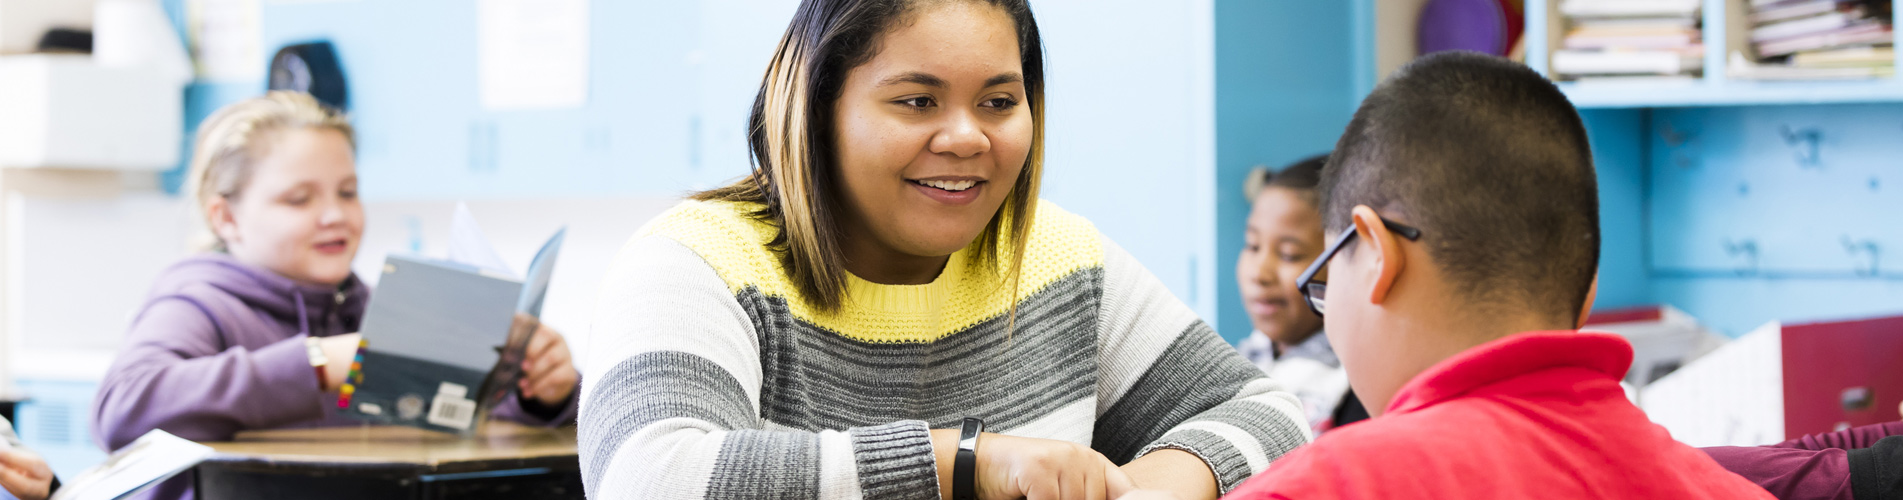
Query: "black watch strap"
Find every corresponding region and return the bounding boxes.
[954,417,984,500]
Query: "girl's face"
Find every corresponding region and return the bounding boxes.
[210,128,364,287]
[831,1,1032,277]
[1236,186,1325,347]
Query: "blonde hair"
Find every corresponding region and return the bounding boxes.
[186,91,354,251]
[693,0,1047,314]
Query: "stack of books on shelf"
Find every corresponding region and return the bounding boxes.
[1553,0,1706,82]
[1733,0,1894,80]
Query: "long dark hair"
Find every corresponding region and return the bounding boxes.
[695,0,1048,313]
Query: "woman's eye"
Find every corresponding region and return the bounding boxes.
[340,188,358,199]
[982,97,1019,110]
[284,196,310,206]
[897,96,936,109]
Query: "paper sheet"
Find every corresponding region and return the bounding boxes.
[446,203,515,277]
[477,0,590,110]
[48,429,213,500]
[187,0,265,82]
[1640,321,1785,447]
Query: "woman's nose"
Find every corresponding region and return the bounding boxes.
[929,111,990,158]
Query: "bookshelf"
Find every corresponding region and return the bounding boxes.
[1527,0,1903,108]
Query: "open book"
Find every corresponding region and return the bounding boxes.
[336,211,564,435]
[47,430,211,500]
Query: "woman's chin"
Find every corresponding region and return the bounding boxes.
[896,230,991,258]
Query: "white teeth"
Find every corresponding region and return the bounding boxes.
[919,179,977,191]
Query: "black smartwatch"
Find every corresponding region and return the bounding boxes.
[954,417,984,500]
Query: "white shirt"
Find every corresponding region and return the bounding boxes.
[1240,331,1351,434]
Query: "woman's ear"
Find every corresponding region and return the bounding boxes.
[206,196,241,248]
[1575,273,1600,329]
[1351,205,1405,305]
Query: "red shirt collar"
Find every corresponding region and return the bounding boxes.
[1386,330,1634,415]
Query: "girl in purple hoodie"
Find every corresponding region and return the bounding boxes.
[91,92,581,500]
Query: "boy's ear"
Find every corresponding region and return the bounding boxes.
[1575,273,1600,329]
[1351,205,1406,305]
[206,197,241,246]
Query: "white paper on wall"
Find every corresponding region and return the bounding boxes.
[186,0,264,82]
[476,0,589,110]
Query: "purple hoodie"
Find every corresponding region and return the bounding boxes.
[92,252,578,500]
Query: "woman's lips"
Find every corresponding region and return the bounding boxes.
[314,239,349,255]
[909,180,985,206]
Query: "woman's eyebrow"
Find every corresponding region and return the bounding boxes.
[875,71,1024,89]
[984,72,1023,88]
[878,71,946,88]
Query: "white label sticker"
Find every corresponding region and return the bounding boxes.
[357,402,383,415]
[427,382,476,429]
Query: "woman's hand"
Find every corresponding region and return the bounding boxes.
[517,317,578,407]
[1115,492,1182,500]
[977,434,1138,500]
[0,448,55,500]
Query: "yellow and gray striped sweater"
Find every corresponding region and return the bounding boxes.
[579,199,1309,499]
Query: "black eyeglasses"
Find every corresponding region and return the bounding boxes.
[1295,217,1424,317]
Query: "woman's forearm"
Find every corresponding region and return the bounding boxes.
[1122,449,1219,500]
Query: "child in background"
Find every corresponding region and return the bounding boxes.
[91,92,581,500]
[1233,155,1368,434]
[1221,52,1775,499]
[0,416,56,500]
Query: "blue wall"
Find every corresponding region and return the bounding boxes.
[1212,0,1359,343]
[1644,104,1903,335]
[1581,109,1657,312]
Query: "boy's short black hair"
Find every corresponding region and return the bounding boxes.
[1244,153,1326,203]
[1322,51,1598,322]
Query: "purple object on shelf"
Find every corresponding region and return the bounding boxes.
[1418,0,1509,56]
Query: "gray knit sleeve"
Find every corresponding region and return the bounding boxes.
[580,235,940,500]
[1089,239,1312,493]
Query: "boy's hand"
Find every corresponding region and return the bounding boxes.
[0,448,54,500]
[518,317,578,407]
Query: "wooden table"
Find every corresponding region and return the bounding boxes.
[195,422,583,500]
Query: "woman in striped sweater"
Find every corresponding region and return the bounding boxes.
[579,1,1310,499]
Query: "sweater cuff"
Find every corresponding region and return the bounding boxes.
[849,420,939,500]
[249,334,326,426]
[1848,435,1903,500]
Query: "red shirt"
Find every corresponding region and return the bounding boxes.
[1225,330,1775,500]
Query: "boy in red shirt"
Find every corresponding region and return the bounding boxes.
[1219,52,1775,499]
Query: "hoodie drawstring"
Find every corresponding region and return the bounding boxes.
[294,289,311,337]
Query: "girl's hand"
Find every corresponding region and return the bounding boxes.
[517,317,578,407]
[0,448,55,500]
[978,434,1138,500]
[319,333,363,393]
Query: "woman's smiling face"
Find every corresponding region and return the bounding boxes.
[830,1,1031,282]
